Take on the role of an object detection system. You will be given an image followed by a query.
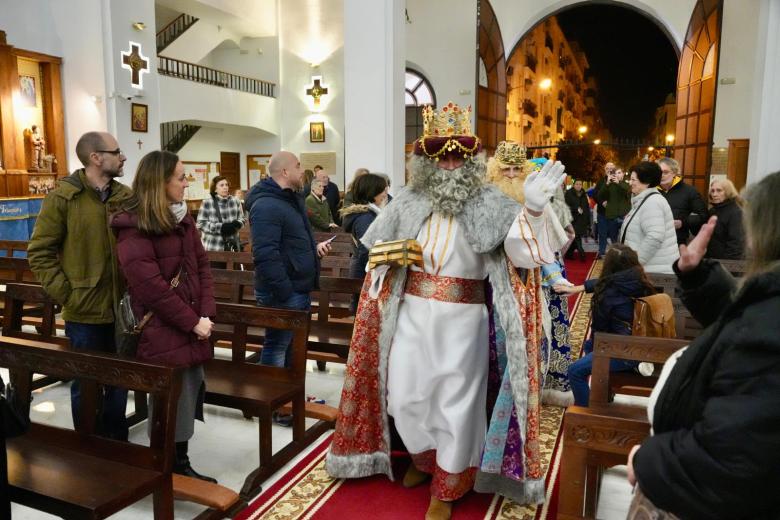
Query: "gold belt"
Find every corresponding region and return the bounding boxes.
[404,270,486,304]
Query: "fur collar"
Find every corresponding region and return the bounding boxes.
[340,203,377,217]
[361,185,521,254]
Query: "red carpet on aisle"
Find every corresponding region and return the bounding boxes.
[237,256,600,520]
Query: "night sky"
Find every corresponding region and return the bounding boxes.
[556,5,678,140]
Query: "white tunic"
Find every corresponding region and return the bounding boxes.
[386,207,565,474]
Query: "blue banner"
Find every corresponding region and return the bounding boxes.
[0,197,43,256]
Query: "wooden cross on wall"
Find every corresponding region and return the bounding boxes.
[306,77,328,108]
[121,42,150,88]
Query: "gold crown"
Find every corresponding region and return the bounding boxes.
[422,102,474,137]
[494,141,527,166]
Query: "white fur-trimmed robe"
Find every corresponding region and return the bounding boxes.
[325,185,567,504]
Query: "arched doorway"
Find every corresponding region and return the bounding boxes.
[497,0,722,193]
[673,0,723,195]
[476,0,506,155]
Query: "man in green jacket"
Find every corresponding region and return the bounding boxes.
[28,131,133,440]
[305,179,339,232]
[596,167,631,253]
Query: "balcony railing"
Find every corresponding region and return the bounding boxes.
[158,56,276,98]
[157,13,199,53]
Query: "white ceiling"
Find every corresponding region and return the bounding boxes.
[155,0,277,38]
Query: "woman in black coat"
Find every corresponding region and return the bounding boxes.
[340,174,388,313]
[626,171,780,519]
[340,173,388,279]
[705,178,745,259]
[564,179,591,261]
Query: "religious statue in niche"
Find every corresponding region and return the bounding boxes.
[24,125,49,172]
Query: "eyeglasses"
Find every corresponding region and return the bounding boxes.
[96,148,123,156]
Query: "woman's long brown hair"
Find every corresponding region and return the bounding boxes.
[743,171,780,277]
[130,150,180,235]
[591,243,656,313]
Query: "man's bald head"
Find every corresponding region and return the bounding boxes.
[268,151,304,190]
[268,151,297,179]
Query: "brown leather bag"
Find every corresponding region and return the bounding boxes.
[632,293,677,338]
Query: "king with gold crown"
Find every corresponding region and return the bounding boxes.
[325,103,569,519]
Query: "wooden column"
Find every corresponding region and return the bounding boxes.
[727,138,749,191]
[41,61,67,176]
[0,30,24,169]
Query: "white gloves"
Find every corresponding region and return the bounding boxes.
[523,160,567,213]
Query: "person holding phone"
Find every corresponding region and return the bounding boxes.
[596,165,631,255]
[245,151,332,425]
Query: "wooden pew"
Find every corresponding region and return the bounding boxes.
[558,333,689,520]
[715,258,747,277]
[209,269,362,368]
[204,302,335,499]
[3,283,149,426]
[646,272,677,296]
[0,335,183,519]
[0,239,28,257]
[4,282,244,519]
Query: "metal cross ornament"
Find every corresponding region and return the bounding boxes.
[137,139,143,150]
[306,77,328,108]
[121,42,150,88]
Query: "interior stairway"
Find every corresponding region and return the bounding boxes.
[160,122,201,153]
[157,13,199,54]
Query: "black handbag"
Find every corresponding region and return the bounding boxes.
[116,267,183,357]
[0,374,30,438]
[212,195,242,252]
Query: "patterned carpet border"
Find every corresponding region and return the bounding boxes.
[487,257,601,520]
[238,258,602,520]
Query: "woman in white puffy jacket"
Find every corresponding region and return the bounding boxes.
[619,161,680,274]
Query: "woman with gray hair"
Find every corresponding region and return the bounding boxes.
[626,170,780,518]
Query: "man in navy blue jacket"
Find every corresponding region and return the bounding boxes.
[246,151,331,379]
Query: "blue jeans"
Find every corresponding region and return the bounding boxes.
[65,321,129,440]
[255,289,311,367]
[568,338,638,406]
[597,216,608,255]
[597,217,623,255]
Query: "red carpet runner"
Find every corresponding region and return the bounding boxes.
[237,254,600,520]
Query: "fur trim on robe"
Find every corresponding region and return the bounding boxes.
[325,185,547,504]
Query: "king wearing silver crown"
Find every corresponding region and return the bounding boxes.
[326,103,569,519]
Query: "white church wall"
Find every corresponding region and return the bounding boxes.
[158,75,279,135]
[0,0,108,172]
[343,0,405,189]
[711,0,760,148]
[490,0,694,57]
[406,0,477,122]
[278,0,346,189]
[200,35,280,86]
[747,0,780,184]
[177,125,280,190]
[105,0,161,185]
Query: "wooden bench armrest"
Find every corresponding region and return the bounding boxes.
[173,474,240,511]
[590,333,689,405]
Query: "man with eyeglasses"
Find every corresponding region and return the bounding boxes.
[28,131,134,440]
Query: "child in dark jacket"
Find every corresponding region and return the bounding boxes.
[555,244,656,405]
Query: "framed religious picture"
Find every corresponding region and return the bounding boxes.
[19,75,36,106]
[309,122,325,143]
[131,103,148,132]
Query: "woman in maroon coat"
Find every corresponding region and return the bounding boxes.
[112,150,217,482]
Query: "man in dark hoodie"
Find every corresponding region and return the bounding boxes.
[28,131,134,440]
[658,157,707,245]
[245,151,331,419]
